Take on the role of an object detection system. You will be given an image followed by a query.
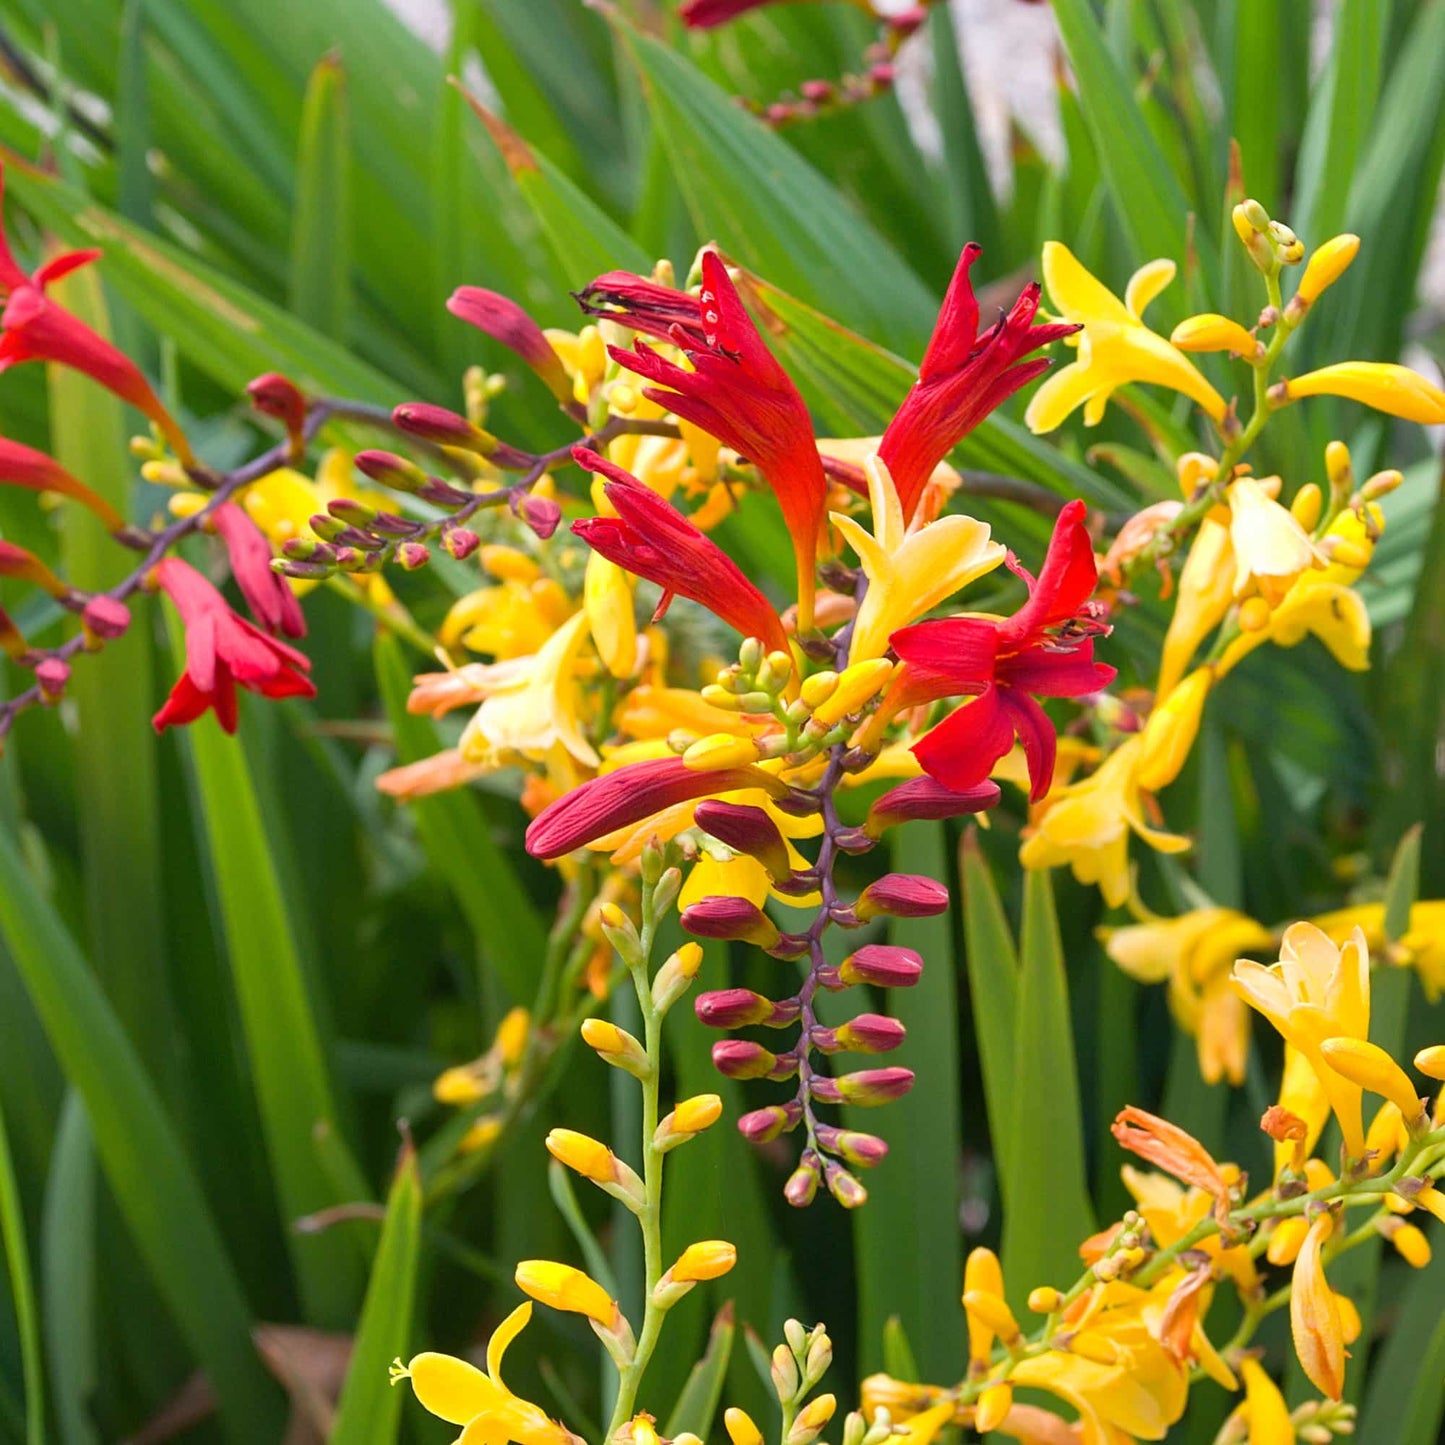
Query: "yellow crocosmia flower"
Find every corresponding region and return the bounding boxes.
[1136,667,1213,792]
[1104,908,1274,1085]
[1232,923,1372,1160]
[514,1261,617,1325]
[545,1129,618,1183]
[858,1375,954,1424]
[393,1302,579,1445]
[1295,234,1360,308]
[1226,477,1324,602]
[1170,313,1260,357]
[1278,361,1445,424]
[1291,1214,1346,1400]
[963,1247,1007,1363]
[1158,473,1234,698]
[1417,1045,1445,1080]
[584,552,638,679]
[1025,243,1227,432]
[460,610,599,768]
[1320,1038,1427,1122]
[829,454,1004,662]
[1020,736,1191,909]
[1313,899,1445,1001]
[668,1240,736,1282]
[1238,1357,1295,1445]
[441,579,575,660]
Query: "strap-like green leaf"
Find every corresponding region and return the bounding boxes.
[0,1094,42,1445]
[290,53,352,341]
[663,1303,735,1441]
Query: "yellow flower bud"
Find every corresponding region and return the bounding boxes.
[811,659,893,727]
[724,1408,763,1445]
[1387,1220,1431,1268]
[1028,1286,1064,1314]
[1137,666,1212,791]
[577,326,607,388]
[976,1383,1012,1433]
[1280,362,1445,424]
[1267,1215,1310,1267]
[673,1094,723,1134]
[167,490,207,518]
[610,383,638,414]
[1325,441,1352,492]
[1415,1186,1445,1224]
[1295,234,1360,306]
[793,1394,836,1433]
[1361,468,1403,501]
[1170,313,1259,356]
[515,1260,617,1324]
[682,733,762,770]
[1415,1045,1445,1080]
[495,1007,530,1066]
[669,1240,737,1283]
[545,1128,616,1182]
[1290,482,1323,531]
[800,671,839,709]
[962,1289,1021,1346]
[1319,1037,1426,1122]
[1239,596,1273,632]
[433,1064,488,1106]
[1240,1358,1293,1445]
[459,1116,503,1154]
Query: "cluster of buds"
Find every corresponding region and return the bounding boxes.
[1232,198,1306,277]
[431,1006,532,1155]
[719,1320,836,1445]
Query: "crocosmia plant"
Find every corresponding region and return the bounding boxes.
[0,3,1442,1445]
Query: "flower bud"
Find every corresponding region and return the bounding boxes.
[1361,469,1403,502]
[711,1039,794,1081]
[655,1093,723,1151]
[787,1393,836,1445]
[725,1408,764,1445]
[651,941,704,1013]
[831,944,923,989]
[448,287,573,403]
[799,671,838,708]
[1170,314,1260,357]
[1294,234,1359,308]
[81,594,131,641]
[864,776,999,836]
[810,1067,914,1107]
[442,526,481,561]
[976,1384,1012,1433]
[35,656,69,703]
[738,1102,802,1143]
[784,1152,821,1207]
[813,1013,906,1055]
[1415,1045,1445,1081]
[682,896,782,948]
[354,449,428,493]
[823,1160,867,1209]
[546,1128,645,1209]
[515,1260,619,1325]
[694,799,792,879]
[1028,1287,1064,1314]
[855,874,949,921]
[598,901,645,968]
[696,987,800,1029]
[815,1123,888,1168]
[246,371,307,436]
[515,490,562,540]
[772,1342,801,1401]
[963,1288,1021,1344]
[669,1240,737,1283]
[1290,481,1323,531]
[393,542,428,570]
[683,734,763,771]
[392,402,494,451]
[580,1017,652,1079]
[811,659,893,727]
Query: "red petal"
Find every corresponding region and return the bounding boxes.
[997,687,1057,801]
[997,499,1097,648]
[910,684,1017,792]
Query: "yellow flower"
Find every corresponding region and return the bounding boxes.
[392,1301,577,1445]
[1237,1357,1295,1445]
[1136,667,1213,793]
[1276,361,1445,424]
[442,578,574,660]
[584,552,638,679]
[1312,899,1445,1001]
[1231,923,1372,1159]
[1226,477,1323,603]
[1319,1038,1427,1124]
[1104,908,1274,1085]
[1157,457,1235,698]
[1019,736,1191,909]
[829,454,1003,662]
[1291,1213,1346,1400]
[1025,244,1226,432]
[460,610,599,768]
[514,1261,618,1326]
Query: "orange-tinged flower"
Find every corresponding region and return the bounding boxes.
[1291,1213,1346,1400]
[1111,1107,1231,1221]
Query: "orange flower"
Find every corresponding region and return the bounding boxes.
[1111,1107,1231,1221]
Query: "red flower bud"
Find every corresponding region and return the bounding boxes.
[815,1124,889,1168]
[81,595,131,640]
[35,656,69,702]
[813,1013,906,1055]
[246,373,306,454]
[693,799,793,880]
[442,526,481,561]
[831,944,923,989]
[711,1039,794,1081]
[865,776,1000,836]
[516,490,562,540]
[397,542,431,571]
[811,1067,915,1107]
[391,402,491,450]
[784,1151,821,1207]
[682,896,782,948]
[855,873,949,920]
[354,449,427,493]
[738,1102,802,1143]
[447,287,572,404]
[696,988,800,1029]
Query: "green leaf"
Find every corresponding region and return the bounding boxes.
[881,1316,919,1385]
[0,827,284,1440]
[3,159,401,404]
[1050,0,1215,302]
[169,620,368,1325]
[290,52,352,341]
[329,1148,423,1445]
[610,19,938,352]
[1002,867,1096,1309]
[1382,824,1422,942]
[0,1095,42,1445]
[663,1303,735,1441]
[959,829,1019,1185]
[1359,1242,1445,1443]
[41,1094,99,1445]
[845,822,963,1381]
[374,632,548,1004]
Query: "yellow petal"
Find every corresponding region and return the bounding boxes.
[1283,362,1445,423]
[1024,358,1105,433]
[1171,313,1258,355]
[1291,1216,1346,1400]
[1320,1037,1425,1120]
[1137,667,1212,791]
[486,1301,533,1386]
[1240,1357,1295,1445]
[1125,258,1178,320]
[404,1352,506,1425]
[1042,241,1136,325]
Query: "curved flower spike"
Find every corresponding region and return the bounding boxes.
[1025,242,1226,432]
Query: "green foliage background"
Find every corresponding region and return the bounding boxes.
[0,1,1442,1441]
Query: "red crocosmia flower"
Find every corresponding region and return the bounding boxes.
[211,503,305,639]
[152,557,314,734]
[526,755,790,861]
[890,499,1114,801]
[879,243,1078,524]
[678,0,790,27]
[0,165,192,464]
[576,271,708,345]
[0,434,125,532]
[571,446,790,655]
[585,252,829,629]
[447,286,572,404]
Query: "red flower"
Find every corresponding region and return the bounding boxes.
[447,286,572,404]
[0,434,125,532]
[583,251,829,628]
[878,244,1078,523]
[212,503,305,639]
[526,755,789,860]
[890,499,1113,801]
[152,558,314,734]
[0,164,191,463]
[571,446,789,655]
[678,0,787,27]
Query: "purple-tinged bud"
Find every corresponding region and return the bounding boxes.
[784,1151,822,1207]
[830,827,876,855]
[885,5,927,36]
[855,873,949,921]
[331,546,367,571]
[447,287,573,404]
[416,478,474,508]
[811,1067,915,1107]
[35,656,69,702]
[830,944,923,990]
[81,595,131,641]
[812,1013,906,1055]
[398,543,431,571]
[392,402,495,452]
[682,896,782,949]
[282,537,336,563]
[738,1102,803,1143]
[274,559,332,580]
[865,777,1001,837]
[355,449,427,494]
[693,800,793,880]
[823,1159,868,1209]
[327,497,377,527]
[332,526,386,552]
[308,514,347,543]
[370,512,425,539]
[815,1125,889,1168]
[711,1039,795,1081]
[696,988,800,1029]
[443,526,481,561]
[514,490,562,540]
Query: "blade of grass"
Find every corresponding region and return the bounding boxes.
[0,826,285,1439]
[0,1097,42,1445]
[290,52,352,342]
[663,1304,734,1441]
